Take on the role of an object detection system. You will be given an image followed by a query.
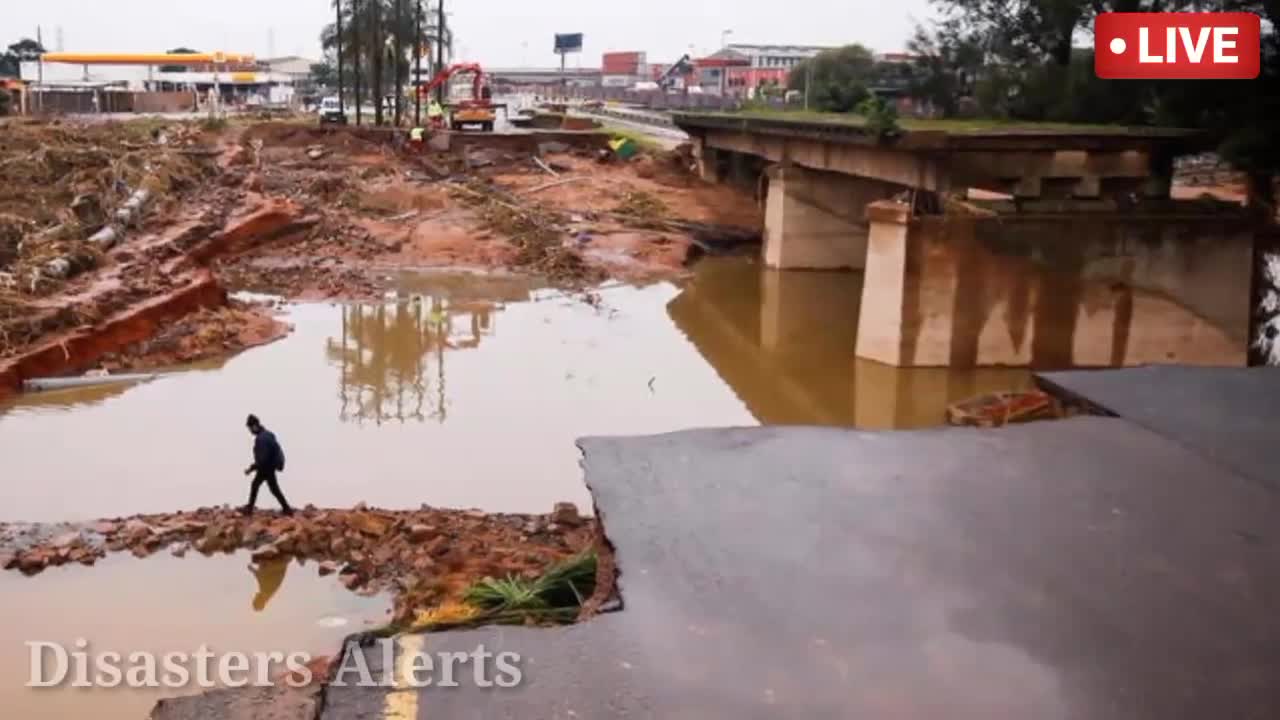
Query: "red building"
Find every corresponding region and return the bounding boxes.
[601,51,649,87]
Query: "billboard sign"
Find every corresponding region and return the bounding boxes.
[555,33,584,54]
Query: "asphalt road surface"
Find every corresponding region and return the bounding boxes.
[314,418,1280,719]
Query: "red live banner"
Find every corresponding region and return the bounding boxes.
[1095,12,1260,79]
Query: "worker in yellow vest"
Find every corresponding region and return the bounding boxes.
[428,100,445,130]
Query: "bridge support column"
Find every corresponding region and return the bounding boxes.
[694,140,723,184]
[763,166,900,270]
[856,200,1256,368]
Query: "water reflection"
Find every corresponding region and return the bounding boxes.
[0,263,1038,521]
[250,558,289,612]
[325,274,535,425]
[669,257,1033,429]
[0,551,386,720]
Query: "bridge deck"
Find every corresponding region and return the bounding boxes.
[673,111,1206,153]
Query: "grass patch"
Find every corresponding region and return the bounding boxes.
[405,549,599,634]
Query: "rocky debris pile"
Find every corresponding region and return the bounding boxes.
[1,502,596,625]
[946,390,1070,428]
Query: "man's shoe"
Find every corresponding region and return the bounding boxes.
[281,508,295,517]
[239,505,254,516]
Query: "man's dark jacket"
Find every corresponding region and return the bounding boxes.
[252,430,285,474]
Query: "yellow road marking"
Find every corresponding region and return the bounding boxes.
[383,634,424,720]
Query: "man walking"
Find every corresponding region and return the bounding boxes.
[242,414,294,516]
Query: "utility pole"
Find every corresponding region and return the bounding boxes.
[435,0,445,104]
[353,0,362,125]
[414,0,422,126]
[337,0,346,118]
[394,0,404,126]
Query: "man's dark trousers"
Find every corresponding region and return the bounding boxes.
[248,470,291,511]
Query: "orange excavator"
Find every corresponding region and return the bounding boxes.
[417,62,500,132]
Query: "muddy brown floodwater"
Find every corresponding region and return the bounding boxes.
[0,258,1033,523]
[0,550,388,720]
[0,258,1031,719]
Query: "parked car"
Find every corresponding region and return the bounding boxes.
[318,96,346,125]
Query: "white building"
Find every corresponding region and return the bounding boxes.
[261,56,316,83]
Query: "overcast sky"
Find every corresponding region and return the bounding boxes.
[7,0,935,67]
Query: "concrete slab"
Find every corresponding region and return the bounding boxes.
[323,419,1280,719]
[1038,366,1280,490]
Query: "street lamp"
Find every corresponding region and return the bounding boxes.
[720,29,733,50]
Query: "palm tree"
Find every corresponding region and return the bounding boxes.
[321,0,453,125]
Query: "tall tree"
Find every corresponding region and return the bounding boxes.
[321,0,452,120]
[1,37,47,77]
[788,45,879,113]
[909,0,1280,210]
[371,0,384,125]
[8,38,46,61]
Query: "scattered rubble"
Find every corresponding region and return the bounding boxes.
[946,390,1072,428]
[0,503,600,626]
[1,116,762,380]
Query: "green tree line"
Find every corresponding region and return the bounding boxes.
[905,0,1280,207]
[787,3,1277,208]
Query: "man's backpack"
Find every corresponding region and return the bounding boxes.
[274,438,286,473]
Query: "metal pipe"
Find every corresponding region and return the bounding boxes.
[23,374,160,393]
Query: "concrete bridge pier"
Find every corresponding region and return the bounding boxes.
[855,201,1256,369]
[763,165,901,270]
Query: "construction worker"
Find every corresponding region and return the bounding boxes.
[241,414,293,516]
[428,99,445,129]
[409,126,426,151]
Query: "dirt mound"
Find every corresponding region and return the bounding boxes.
[242,122,390,154]
[96,300,290,371]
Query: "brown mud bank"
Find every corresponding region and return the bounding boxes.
[1,118,760,399]
[0,502,602,627]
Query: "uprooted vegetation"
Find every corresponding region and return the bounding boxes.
[448,178,604,285]
[0,116,762,396]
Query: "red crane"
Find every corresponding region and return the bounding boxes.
[417,62,487,103]
[415,63,498,131]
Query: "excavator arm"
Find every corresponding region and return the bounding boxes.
[417,62,485,102]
